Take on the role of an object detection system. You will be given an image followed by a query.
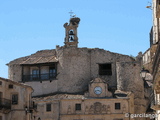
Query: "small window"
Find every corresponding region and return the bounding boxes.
[0,81,2,85]
[115,103,121,110]
[46,103,51,112]
[9,84,13,89]
[99,63,112,75]
[75,104,81,111]
[12,94,18,105]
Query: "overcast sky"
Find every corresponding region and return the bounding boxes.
[0,0,152,78]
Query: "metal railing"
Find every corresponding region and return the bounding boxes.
[0,98,11,110]
[22,73,57,82]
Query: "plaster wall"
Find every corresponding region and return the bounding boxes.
[33,97,134,120]
[0,78,33,120]
[34,100,59,120]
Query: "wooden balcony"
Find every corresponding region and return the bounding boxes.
[0,98,11,114]
[22,73,57,82]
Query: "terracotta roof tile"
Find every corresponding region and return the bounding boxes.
[20,56,58,65]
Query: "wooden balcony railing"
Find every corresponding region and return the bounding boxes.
[22,73,57,82]
[0,98,11,113]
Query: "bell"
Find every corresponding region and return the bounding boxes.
[70,36,74,41]
[69,31,74,35]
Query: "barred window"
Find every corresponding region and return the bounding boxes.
[115,103,121,110]
[46,103,51,112]
[75,104,81,111]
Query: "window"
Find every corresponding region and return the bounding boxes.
[9,84,13,89]
[115,103,121,110]
[69,29,75,42]
[0,81,2,85]
[32,69,39,80]
[0,92,2,98]
[49,66,56,78]
[75,104,81,111]
[12,94,18,105]
[46,103,51,112]
[99,63,112,75]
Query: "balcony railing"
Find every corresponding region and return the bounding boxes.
[22,73,57,82]
[0,98,11,113]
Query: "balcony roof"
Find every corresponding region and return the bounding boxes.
[7,49,57,65]
[20,56,58,65]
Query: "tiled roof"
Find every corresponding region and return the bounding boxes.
[7,49,57,65]
[0,77,33,89]
[20,56,58,65]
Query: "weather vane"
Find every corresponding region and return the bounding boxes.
[69,10,76,18]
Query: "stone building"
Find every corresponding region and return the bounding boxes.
[33,78,134,120]
[0,77,33,120]
[143,0,160,120]
[7,16,153,120]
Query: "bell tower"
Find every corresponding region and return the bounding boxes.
[63,15,80,47]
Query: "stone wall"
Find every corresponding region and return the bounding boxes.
[56,46,134,94]
[0,77,33,120]
[116,62,147,117]
[33,93,134,120]
[8,46,135,96]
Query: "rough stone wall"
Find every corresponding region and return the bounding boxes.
[116,62,147,118]
[8,46,135,96]
[90,48,134,88]
[8,57,28,82]
[56,46,134,94]
[56,46,91,93]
